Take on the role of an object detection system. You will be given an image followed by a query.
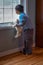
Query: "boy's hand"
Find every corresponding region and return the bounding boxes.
[16,24,20,27]
[16,19,19,24]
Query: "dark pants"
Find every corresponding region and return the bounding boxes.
[23,29,33,54]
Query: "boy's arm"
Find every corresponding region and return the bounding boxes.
[16,16,26,27]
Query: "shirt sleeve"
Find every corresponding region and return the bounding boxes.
[16,14,26,26]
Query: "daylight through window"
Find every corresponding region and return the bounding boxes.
[0,0,20,23]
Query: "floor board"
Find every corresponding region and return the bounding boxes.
[0,48,43,65]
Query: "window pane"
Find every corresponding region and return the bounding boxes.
[0,9,3,23]
[13,0,20,8]
[4,9,12,22]
[13,0,20,3]
[0,0,20,23]
[4,0,12,8]
[0,0,3,8]
[13,9,19,22]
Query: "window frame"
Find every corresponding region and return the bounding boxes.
[0,0,20,23]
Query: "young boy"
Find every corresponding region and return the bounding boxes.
[15,5,26,38]
[15,5,33,55]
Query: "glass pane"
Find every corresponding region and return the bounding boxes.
[0,0,3,8]
[0,9,3,23]
[13,0,20,8]
[13,0,20,3]
[4,9,12,22]
[13,9,19,22]
[4,0,12,8]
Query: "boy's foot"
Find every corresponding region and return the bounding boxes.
[23,48,26,55]
[23,48,32,55]
[15,33,21,38]
[23,51,32,55]
[27,52,32,55]
[20,51,22,53]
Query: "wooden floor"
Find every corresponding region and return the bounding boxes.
[0,48,43,65]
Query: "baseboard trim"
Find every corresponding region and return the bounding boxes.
[0,43,35,57]
[0,47,23,57]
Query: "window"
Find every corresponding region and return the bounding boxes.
[0,0,20,23]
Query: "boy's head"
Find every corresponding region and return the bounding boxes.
[15,5,24,14]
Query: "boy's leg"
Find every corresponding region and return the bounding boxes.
[23,29,33,54]
[15,27,22,38]
[26,29,33,54]
[23,40,27,54]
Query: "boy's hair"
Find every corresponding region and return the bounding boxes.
[15,5,24,12]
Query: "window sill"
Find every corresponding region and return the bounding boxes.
[0,23,15,30]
